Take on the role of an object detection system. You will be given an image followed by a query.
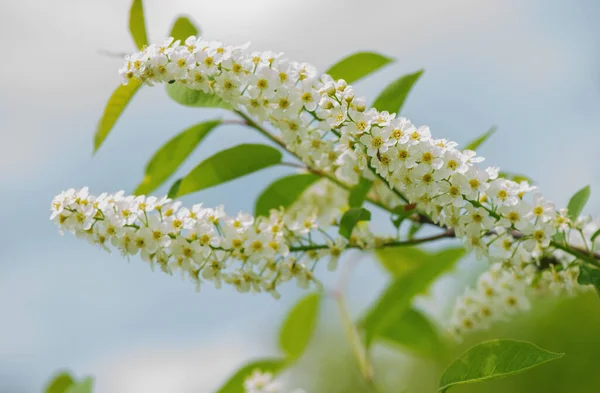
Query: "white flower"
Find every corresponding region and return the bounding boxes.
[299,83,320,112]
[166,49,194,79]
[522,221,556,251]
[359,127,391,156]
[487,179,519,206]
[528,193,556,222]
[455,168,489,199]
[460,203,495,232]
[414,142,443,170]
[244,370,281,393]
[326,237,347,271]
[406,125,431,145]
[497,202,531,231]
[326,106,347,128]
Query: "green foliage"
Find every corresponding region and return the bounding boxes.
[167,178,182,198]
[65,378,94,393]
[254,173,320,217]
[129,0,148,50]
[169,16,199,41]
[578,264,600,295]
[134,120,221,195]
[378,308,446,358]
[44,372,75,393]
[375,246,463,277]
[438,339,564,392]
[465,126,497,151]
[592,228,600,243]
[215,358,288,393]
[567,185,591,220]
[376,246,428,276]
[498,171,534,184]
[325,52,394,84]
[362,246,465,345]
[390,204,416,229]
[279,293,321,360]
[407,221,423,239]
[339,208,371,239]
[94,78,142,152]
[372,70,423,114]
[348,177,373,208]
[176,144,282,197]
[165,83,232,109]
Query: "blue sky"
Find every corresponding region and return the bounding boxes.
[1,0,599,392]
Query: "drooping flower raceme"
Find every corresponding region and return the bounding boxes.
[50,188,351,297]
[117,36,594,270]
[448,218,597,337]
[51,35,600,335]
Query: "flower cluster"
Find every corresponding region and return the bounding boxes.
[119,36,595,272]
[448,262,581,337]
[51,35,600,331]
[50,188,349,297]
[449,217,600,336]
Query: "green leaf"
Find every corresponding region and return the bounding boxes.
[363,247,464,344]
[390,204,416,229]
[339,208,371,239]
[255,173,320,216]
[167,178,182,199]
[134,120,221,195]
[215,358,288,393]
[64,377,94,393]
[279,293,321,360]
[176,144,282,197]
[129,0,148,50]
[552,231,566,244]
[94,79,142,152]
[591,229,600,243]
[465,126,497,151]
[567,185,591,220]
[44,372,75,393]
[498,171,533,184]
[577,264,600,295]
[372,70,423,114]
[378,308,446,358]
[407,221,423,239]
[325,52,394,84]
[349,177,373,208]
[376,246,464,278]
[169,16,199,42]
[375,246,429,277]
[438,339,564,392]
[165,83,232,109]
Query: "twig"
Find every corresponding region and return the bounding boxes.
[289,229,455,252]
[331,252,380,393]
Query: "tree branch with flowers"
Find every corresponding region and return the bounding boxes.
[44,1,600,392]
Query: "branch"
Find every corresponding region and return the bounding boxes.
[289,229,455,252]
[236,110,599,268]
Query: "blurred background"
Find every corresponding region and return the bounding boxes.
[1,0,600,392]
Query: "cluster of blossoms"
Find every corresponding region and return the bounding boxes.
[51,36,600,333]
[449,217,599,336]
[50,188,350,297]
[244,370,302,393]
[118,36,594,268]
[448,262,580,337]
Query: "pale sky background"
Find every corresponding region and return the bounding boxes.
[1,0,599,392]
